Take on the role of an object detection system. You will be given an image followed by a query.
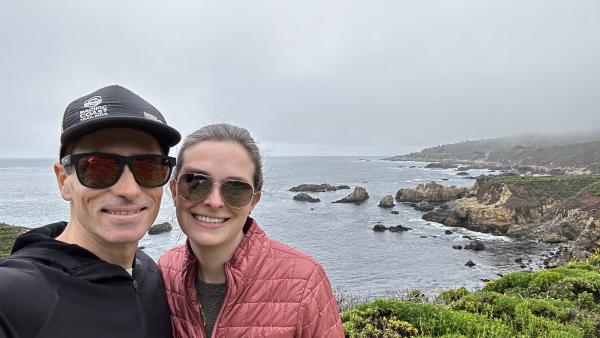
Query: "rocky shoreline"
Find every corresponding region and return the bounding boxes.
[394,175,600,263]
[287,172,600,269]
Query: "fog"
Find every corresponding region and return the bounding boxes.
[1,0,598,157]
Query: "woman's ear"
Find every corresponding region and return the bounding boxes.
[169,179,177,204]
[250,191,261,212]
[54,162,72,201]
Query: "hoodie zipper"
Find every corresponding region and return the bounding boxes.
[131,258,146,337]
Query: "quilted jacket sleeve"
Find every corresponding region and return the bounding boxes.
[297,264,345,337]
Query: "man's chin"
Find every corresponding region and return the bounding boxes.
[103,227,149,246]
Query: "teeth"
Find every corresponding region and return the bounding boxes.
[194,215,226,224]
[106,210,139,216]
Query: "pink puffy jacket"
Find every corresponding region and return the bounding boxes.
[158,219,345,338]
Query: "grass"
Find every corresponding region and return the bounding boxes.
[0,223,28,259]
[490,175,600,200]
[341,251,600,337]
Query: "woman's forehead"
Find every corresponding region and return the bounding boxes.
[180,141,255,180]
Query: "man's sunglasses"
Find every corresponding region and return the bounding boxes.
[61,152,176,189]
[176,173,256,209]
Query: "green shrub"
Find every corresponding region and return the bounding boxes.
[342,304,418,337]
[483,271,534,295]
[341,246,600,337]
[437,287,469,305]
[342,299,562,337]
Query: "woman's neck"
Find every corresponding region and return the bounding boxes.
[189,231,244,284]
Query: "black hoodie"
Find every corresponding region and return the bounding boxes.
[0,222,172,338]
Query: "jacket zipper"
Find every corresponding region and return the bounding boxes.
[209,264,233,338]
[187,269,206,338]
[131,259,146,337]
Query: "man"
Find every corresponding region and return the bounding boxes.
[0,85,180,338]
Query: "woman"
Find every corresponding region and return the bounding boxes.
[158,123,344,338]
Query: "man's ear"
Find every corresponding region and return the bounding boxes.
[54,162,72,201]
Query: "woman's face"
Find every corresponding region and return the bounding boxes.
[171,140,260,251]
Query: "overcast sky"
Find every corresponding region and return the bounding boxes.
[1,0,598,157]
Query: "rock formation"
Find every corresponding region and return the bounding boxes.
[289,184,350,192]
[395,181,469,203]
[378,195,395,208]
[148,222,172,235]
[414,202,435,212]
[333,186,369,204]
[421,175,600,258]
[293,193,320,203]
[372,223,412,232]
[425,162,458,169]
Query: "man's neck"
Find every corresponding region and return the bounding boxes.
[56,222,137,270]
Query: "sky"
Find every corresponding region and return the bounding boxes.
[0,0,599,157]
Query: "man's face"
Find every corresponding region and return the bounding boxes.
[55,127,164,247]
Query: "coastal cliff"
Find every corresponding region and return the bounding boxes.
[417,175,600,258]
[384,132,600,174]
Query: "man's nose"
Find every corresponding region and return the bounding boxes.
[110,165,142,199]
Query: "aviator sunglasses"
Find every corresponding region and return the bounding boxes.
[61,152,176,189]
[176,173,256,208]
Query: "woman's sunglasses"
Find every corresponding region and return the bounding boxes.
[176,173,255,209]
[61,152,176,189]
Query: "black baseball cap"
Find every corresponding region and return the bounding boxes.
[59,85,181,158]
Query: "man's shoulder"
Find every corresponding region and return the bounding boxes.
[0,257,62,315]
[0,255,64,287]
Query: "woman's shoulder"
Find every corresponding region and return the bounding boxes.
[264,239,326,277]
[157,244,188,270]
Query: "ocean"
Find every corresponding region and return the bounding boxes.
[0,157,553,299]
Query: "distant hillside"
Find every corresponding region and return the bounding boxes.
[385,132,600,173]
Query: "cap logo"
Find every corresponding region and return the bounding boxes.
[83,96,102,108]
[144,111,163,123]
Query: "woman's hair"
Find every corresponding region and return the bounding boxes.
[174,123,263,191]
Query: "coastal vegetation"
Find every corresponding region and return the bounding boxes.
[0,223,28,258]
[341,251,600,337]
[489,175,600,202]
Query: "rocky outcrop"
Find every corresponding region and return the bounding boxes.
[396,182,469,203]
[378,195,395,208]
[372,223,412,232]
[289,184,350,192]
[389,224,412,232]
[148,222,172,235]
[464,240,485,251]
[414,202,435,212]
[333,186,369,204]
[422,174,600,258]
[293,193,320,203]
[425,162,458,169]
[570,215,600,259]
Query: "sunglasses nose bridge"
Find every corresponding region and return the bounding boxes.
[202,180,227,208]
[111,163,142,196]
